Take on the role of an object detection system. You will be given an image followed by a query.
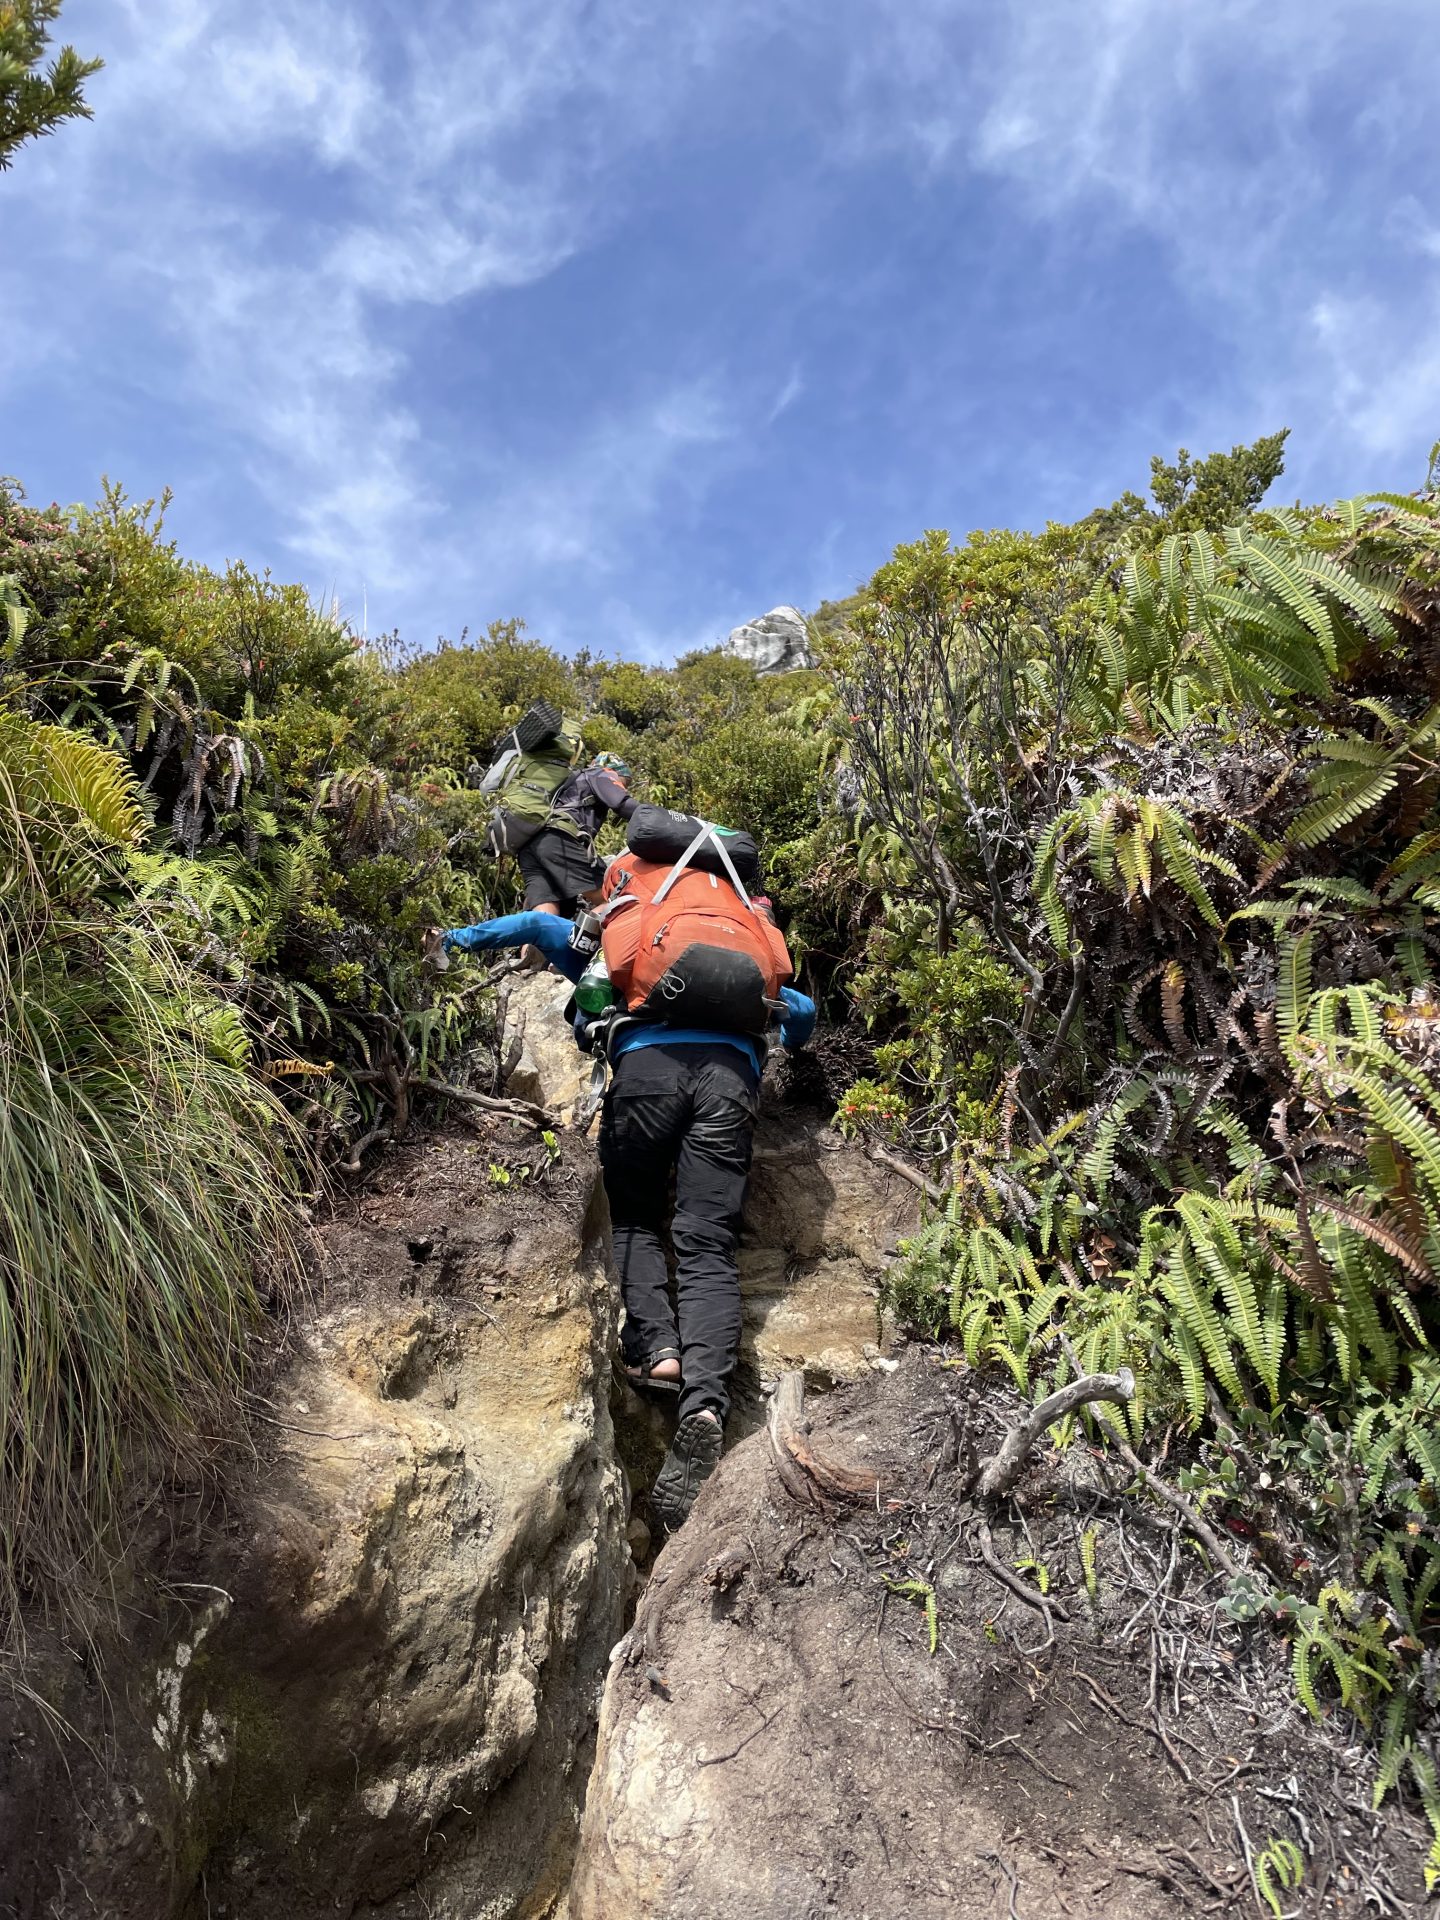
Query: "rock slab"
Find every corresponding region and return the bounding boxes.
[724,606,814,675]
[0,1134,626,1920]
[569,1361,1399,1919]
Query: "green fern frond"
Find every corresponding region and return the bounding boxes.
[1277,930,1313,1044]
[1288,767,1398,851]
[1233,531,1339,666]
[1156,808,1221,925]
[1087,796,1118,884]
[1283,875,1379,908]
[1163,1237,1244,1406]
[1167,1321,1207,1425]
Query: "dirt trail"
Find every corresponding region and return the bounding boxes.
[572,1356,1429,1918]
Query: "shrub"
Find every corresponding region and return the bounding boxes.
[0,710,300,1641]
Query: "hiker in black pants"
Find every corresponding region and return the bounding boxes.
[436,906,817,1534]
[601,1041,757,1424]
[520,752,636,918]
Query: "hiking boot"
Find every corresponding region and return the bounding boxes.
[651,1412,724,1536]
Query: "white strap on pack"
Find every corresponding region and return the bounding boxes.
[650,821,755,911]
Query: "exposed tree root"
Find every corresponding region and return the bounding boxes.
[767,1371,883,1509]
[864,1141,945,1203]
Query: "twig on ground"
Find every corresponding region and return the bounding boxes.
[695,1704,781,1766]
[978,1849,1023,1920]
[865,1141,945,1202]
[1075,1665,1194,1783]
[245,1407,368,1441]
[1154,1842,1244,1903]
[975,1518,1070,1624]
[1230,1795,1273,1917]
[1057,1332,1247,1584]
[978,1731,1079,1793]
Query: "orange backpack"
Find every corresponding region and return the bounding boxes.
[600,827,793,1037]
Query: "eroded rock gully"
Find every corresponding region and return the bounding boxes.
[0,981,917,1919]
[1,1131,624,1920]
[2,974,1426,1915]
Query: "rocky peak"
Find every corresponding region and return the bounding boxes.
[724,605,814,675]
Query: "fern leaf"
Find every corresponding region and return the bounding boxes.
[1312,735,1391,768]
[1282,875,1379,908]
[1033,817,1072,953]
[1093,620,1128,693]
[1238,532,1339,666]
[1156,808,1221,926]
[1087,796,1118,884]
[1164,1237,1244,1406]
[1287,767,1398,850]
[1343,986,1383,1045]
[1161,960,1188,1051]
[1313,1197,1430,1285]
[1292,1632,1321,1719]
[1277,929,1313,1044]
[1167,1322,1207,1425]
[1130,821,1152,898]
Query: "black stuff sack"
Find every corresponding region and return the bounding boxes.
[624,805,760,884]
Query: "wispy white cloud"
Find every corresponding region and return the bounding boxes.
[466,380,739,582]
[765,368,805,427]
[6,0,787,614]
[827,0,1440,478]
[1309,292,1440,464]
[8,0,1440,651]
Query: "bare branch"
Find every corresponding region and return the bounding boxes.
[865,1141,945,1202]
[414,1079,555,1130]
[977,1367,1135,1500]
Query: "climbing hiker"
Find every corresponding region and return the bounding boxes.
[524,746,637,915]
[479,701,638,922]
[438,805,817,1535]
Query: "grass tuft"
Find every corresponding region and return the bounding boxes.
[0,710,301,1648]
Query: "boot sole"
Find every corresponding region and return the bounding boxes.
[652,1420,724,1535]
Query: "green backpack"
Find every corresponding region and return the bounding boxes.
[484,713,585,854]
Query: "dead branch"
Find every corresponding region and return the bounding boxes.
[977,1367,1135,1499]
[767,1371,883,1509]
[1058,1332,1246,1582]
[1101,1415,1245,1585]
[865,1141,945,1202]
[338,1121,390,1176]
[695,1703,780,1766]
[412,1078,555,1130]
[975,1518,1070,1623]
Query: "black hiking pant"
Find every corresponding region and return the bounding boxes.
[599,1041,759,1425]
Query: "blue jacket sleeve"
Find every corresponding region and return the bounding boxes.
[777,986,816,1052]
[443,913,588,984]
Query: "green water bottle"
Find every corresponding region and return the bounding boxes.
[575,952,617,1016]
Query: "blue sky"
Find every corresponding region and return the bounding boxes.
[3,1,1440,661]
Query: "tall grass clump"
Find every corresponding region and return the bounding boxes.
[0,709,301,1645]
